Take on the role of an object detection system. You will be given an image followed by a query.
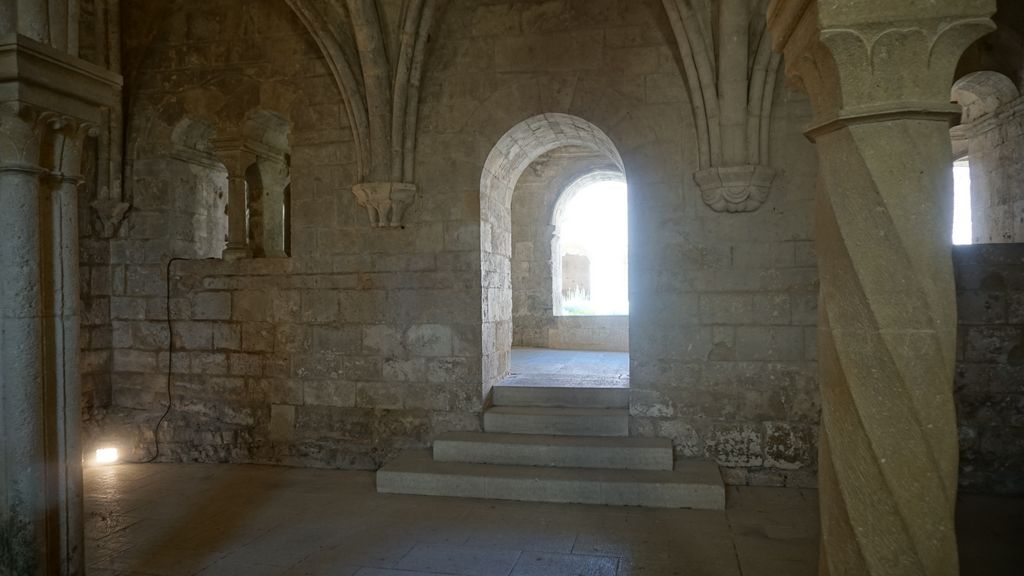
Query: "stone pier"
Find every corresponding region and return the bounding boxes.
[0,33,122,575]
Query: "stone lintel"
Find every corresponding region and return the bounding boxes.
[0,33,122,123]
[212,136,288,166]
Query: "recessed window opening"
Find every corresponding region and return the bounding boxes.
[953,157,973,245]
[553,172,629,316]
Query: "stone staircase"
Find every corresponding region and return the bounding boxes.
[376,384,726,509]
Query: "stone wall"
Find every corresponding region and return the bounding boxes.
[961,94,1024,244]
[86,0,827,484]
[449,0,820,487]
[84,0,1024,494]
[76,0,122,417]
[80,139,114,413]
[954,244,1024,494]
[88,0,484,467]
[626,68,821,486]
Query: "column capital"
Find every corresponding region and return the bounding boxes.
[42,113,101,178]
[768,0,996,135]
[0,102,47,166]
[1,102,99,177]
[211,135,287,171]
[210,142,257,178]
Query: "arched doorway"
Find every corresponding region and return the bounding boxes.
[479,114,628,399]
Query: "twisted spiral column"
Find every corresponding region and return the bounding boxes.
[767,1,997,573]
[814,119,961,575]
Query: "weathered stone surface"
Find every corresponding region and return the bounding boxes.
[2,28,122,573]
[770,0,996,574]
[56,0,1021,529]
[955,245,1024,495]
[269,404,296,441]
[192,292,232,320]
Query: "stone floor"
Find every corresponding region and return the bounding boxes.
[84,463,1023,576]
[508,347,629,387]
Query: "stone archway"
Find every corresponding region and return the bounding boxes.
[478,113,626,397]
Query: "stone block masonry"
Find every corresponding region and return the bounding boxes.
[84,0,826,481]
[77,0,1023,499]
[955,244,1024,494]
[109,259,484,468]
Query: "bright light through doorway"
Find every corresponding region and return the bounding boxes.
[953,159,973,245]
[556,178,629,316]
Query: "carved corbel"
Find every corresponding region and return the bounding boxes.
[91,198,131,238]
[694,164,775,213]
[352,182,417,228]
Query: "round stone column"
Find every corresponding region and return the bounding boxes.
[51,172,86,574]
[213,146,254,260]
[0,164,51,576]
[0,108,89,576]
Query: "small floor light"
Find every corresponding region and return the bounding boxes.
[95,448,120,465]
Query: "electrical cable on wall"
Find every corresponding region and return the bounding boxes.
[138,256,215,463]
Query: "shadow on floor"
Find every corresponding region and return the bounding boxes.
[958,493,1024,576]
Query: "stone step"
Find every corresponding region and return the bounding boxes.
[433,432,673,471]
[492,384,629,409]
[377,450,725,510]
[484,406,629,437]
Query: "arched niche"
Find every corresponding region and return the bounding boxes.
[235,110,292,259]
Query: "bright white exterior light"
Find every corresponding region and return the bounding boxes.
[554,175,629,316]
[952,159,972,246]
[95,448,120,465]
